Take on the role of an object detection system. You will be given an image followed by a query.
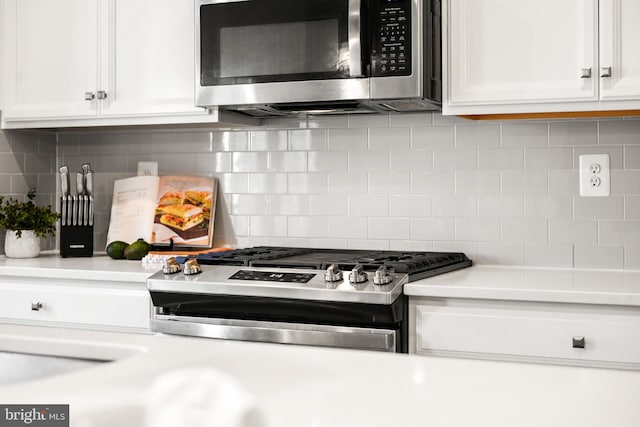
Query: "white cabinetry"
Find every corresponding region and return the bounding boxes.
[410,297,640,370]
[0,0,253,128]
[444,0,640,116]
[0,277,150,332]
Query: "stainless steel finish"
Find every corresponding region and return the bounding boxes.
[88,196,94,226]
[163,257,182,275]
[151,315,397,352]
[31,301,43,311]
[348,0,363,77]
[85,170,94,226]
[373,266,392,286]
[148,265,407,305]
[59,166,70,226]
[97,91,107,99]
[84,92,95,100]
[600,66,612,78]
[71,195,77,226]
[183,258,202,275]
[572,336,586,349]
[580,67,592,78]
[349,264,368,284]
[76,172,85,225]
[324,264,343,282]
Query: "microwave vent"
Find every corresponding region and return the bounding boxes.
[379,100,440,112]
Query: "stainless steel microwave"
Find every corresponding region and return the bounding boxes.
[195,0,441,117]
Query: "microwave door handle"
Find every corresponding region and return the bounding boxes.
[348,0,363,77]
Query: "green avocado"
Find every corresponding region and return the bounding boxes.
[106,241,129,259]
[124,238,152,260]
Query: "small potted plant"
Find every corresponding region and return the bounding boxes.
[0,188,60,258]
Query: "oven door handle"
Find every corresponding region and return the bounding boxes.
[151,315,396,352]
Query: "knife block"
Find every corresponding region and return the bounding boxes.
[59,198,93,258]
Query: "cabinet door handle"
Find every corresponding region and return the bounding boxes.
[600,67,612,78]
[572,336,585,349]
[84,92,96,101]
[97,91,108,100]
[580,67,592,79]
[31,301,43,311]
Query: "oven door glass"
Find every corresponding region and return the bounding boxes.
[199,0,367,86]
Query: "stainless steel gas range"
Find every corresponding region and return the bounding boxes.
[147,247,472,353]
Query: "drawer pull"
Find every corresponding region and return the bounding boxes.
[31,301,43,311]
[572,336,585,349]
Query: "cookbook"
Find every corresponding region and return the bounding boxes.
[106,175,217,248]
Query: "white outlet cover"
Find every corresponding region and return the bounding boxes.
[579,154,610,197]
[137,161,158,176]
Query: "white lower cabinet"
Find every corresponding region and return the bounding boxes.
[0,279,150,332]
[410,297,640,370]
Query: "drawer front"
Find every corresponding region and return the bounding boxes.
[0,284,150,330]
[415,301,640,366]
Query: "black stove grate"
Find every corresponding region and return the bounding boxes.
[183,247,472,282]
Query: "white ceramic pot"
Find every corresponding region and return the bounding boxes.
[4,230,41,258]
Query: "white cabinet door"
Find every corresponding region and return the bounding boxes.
[100,0,207,118]
[1,0,100,120]
[446,0,598,113]
[599,0,640,101]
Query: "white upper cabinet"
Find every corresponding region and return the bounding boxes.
[444,0,640,115]
[1,0,253,128]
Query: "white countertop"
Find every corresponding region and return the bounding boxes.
[406,265,640,306]
[1,324,639,427]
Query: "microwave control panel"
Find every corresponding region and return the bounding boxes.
[371,0,412,77]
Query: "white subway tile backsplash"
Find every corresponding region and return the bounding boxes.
[390,150,432,172]
[434,148,477,171]
[369,172,411,194]
[456,219,500,242]
[600,221,640,245]
[574,196,624,220]
[433,195,476,218]
[328,172,366,194]
[525,244,573,267]
[327,216,367,239]
[549,121,597,146]
[501,123,548,147]
[43,114,639,269]
[478,196,523,218]
[502,171,548,195]
[232,152,269,172]
[455,171,500,195]
[479,148,523,170]
[411,218,455,241]
[525,147,573,170]
[574,245,624,269]
[250,130,287,151]
[525,196,573,219]
[501,219,548,243]
[599,120,640,145]
[289,173,328,194]
[625,146,640,169]
[549,220,598,244]
[270,151,307,172]
[369,127,411,150]
[289,129,327,151]
[349,195,389,217]
[249,173,287,194]
[368,217,411,240]
[412,171,455,194]
[327,128,368,150]
[412,126,455,149]
[626,196,640,220]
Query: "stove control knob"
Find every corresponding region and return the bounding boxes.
[324,264,343,282]
[162,257,181,275]
[349,264,368,284]
[183,258,202,275]
[373,266,392,286]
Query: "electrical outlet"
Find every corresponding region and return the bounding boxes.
[137,161,158,176]
[579,154,610,197]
